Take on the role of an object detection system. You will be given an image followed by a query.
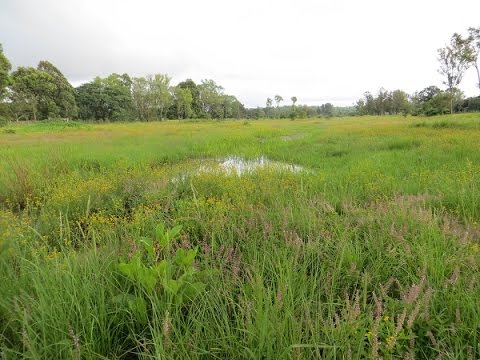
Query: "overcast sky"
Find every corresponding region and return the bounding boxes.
[1,0,479,107]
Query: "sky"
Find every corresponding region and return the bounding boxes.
[1,0,479,108]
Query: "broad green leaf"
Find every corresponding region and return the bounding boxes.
[128,296,148,325]
[153,260,170,278]
[138,236,154,259]
[137,267,157,293]
[155,223,166,246]
[163,278,180,295]
[182,282,206,300]
[168,225,183,241]
[175,247,197,267]
[117,262,137,281]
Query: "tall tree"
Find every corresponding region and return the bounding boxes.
[174,87,193,119]
[10,67,56,121]
[438,33,472,114]
[0,44,11,100]
[198,79,224,118]
[266,98,273,118]
[148,74,173,120]
[177,79,201,117]
[131,76,150,120]
[37,60,77,118]
[391,89,410,115]
[290,96,298,120]
[76,74,133,121]
[291,96,297,107]
[274,94,283,117]
[274,95,283,108]
[131,74,173,121]
[467,27,480,92]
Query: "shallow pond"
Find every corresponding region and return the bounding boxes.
[172,156,305,182]
[207,156,304,175]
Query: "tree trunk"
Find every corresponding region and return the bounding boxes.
[475,63,480,93]
[450,90,453,115]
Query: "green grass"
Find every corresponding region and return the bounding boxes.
[1,114,480,359]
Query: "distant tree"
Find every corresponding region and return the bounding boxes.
[355,98,366,115]
[438,33,472,114]
[0,44,11,100]
[391,90,410,115]
[131,76,150,120]
[221,95,244,119]
[37,60,77,118]
[417,86,442,103]
[467,27,480,92]
[411,85,455,116]
[10,67,56,121]
[363,92,375,115]
[266,97,273,118]
[291,96,297,107]
[76,74,133,121]
[148,74,173,120]
[9,61,77,120]
[289,96,298,120]
[174,87,193,119]
[374,87,389,115]
[274,95,283,108]
[198,79,224,119]
[323,103,334,117]
[456,95,480,112]
[177,79,201,117]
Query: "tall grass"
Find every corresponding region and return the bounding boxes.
[1,114,480,358]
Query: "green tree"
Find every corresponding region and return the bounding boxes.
[76,74,133,121]
[131,74,173,121]
[411,86,453,116]
[10,67,56,121]
[266,98,273,118]
[291,96,297,107]
[438,33,472,114]
[37,60,77,118]
[290,96,298,120]
[274,94,283,107]
[0,44,11,100]
[174,87,193,119]
[391,90,410,115]
[131,76,150,120]
[148,74,173,120]
[221,95,244,119]
[10,61,77,120]
[467,27,480,92]
[322,103,334,117]
[177,79,201,117]
[198,79,224,119]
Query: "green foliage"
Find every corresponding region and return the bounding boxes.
[76,74,134,121]
[37,61,78,118]
[0,115,8,127]
[131,74,173,121]
[117,223,207,324]
[0,44,11,100]
[9,61,77,121]
[357,88,412,116]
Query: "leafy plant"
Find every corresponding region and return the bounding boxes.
[117,223,206,324]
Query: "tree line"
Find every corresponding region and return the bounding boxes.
[357,27,480,116]
[0,48,246,122]
[0,26,479,124]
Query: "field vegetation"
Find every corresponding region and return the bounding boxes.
[1,114,480,359]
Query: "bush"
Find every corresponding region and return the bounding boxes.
[0,115,8,127]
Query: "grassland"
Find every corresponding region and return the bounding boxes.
[1,114,480,359]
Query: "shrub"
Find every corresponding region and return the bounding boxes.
[0,115,8,127]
